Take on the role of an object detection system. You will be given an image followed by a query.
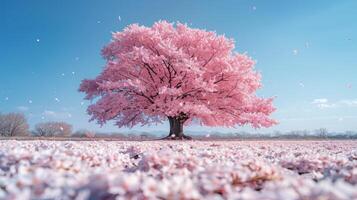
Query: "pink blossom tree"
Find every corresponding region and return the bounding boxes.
[79,21,276,139]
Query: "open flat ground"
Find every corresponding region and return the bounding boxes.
[0,140,356,199]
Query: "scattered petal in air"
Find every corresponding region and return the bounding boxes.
[72,71,75,75]
[28,100,33,104]
[292,49,298,55]
[41,116,45,120]
[205,134,210,138]
[80,101,84,106]
[61,73,65,76]
[5,97,9,101]
[252,6,257,11]
[299,82,305,88]
[36,38,40,42]
[118,16,121,21]
[54,97,60,102]
[75,57,80,61]
[97,20,101,24]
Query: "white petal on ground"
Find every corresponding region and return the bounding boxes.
[0,141,356,199]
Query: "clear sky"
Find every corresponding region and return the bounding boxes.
[1,0,356,134]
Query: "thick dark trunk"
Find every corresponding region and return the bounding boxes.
[164,116,192,140]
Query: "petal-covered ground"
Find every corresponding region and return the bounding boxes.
[0,140,356,200]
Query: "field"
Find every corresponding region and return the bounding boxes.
[0,140,356,200]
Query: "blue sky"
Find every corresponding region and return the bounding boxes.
[0,0,356,134]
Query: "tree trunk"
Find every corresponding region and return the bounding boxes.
[164,116,192,140]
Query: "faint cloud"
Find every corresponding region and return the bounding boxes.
[311,98,336,109]
[281,115,357,121]
[43,110,56,117]
[317,104,336,109]
[339,99,357,107]
[312,98,328,104]
[312,98,357,109]
[42,110,72,119]
[17,106,29,111]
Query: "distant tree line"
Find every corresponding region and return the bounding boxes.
[0,112,156,139]
[1,112,357,140]
[0,112,74,137]
[196,128,357,140]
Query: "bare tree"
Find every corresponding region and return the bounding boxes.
[34,122,72,137]
[0,113,29,136]
[315,128,328,138]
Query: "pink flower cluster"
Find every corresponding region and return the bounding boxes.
[0,140,356,199]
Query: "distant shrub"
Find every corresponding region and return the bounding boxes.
[72,129,96,138]
[34,122,72,137]
[0,113,29,136]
